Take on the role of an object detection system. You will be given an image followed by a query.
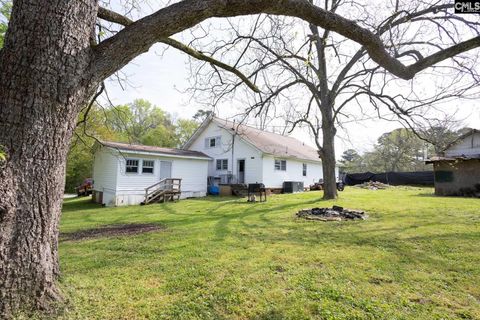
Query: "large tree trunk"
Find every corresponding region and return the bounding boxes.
[321,111,338,200]
[0,0,97,317]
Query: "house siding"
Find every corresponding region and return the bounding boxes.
[445,132,480,157]
[93,147,209,206]
[261,155,324,188]
[92,148,118,206]
[188,121,264,183]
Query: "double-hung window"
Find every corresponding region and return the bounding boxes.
[274,159,287,171]
[216,159,228,170]
[126,159,139,173]
[142,160,154,174]
[205,136,221,148]
[302,163,307,176]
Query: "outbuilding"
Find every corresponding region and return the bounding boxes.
[426,129,480,197]
[92,141,210,206]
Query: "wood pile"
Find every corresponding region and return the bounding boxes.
[296,205,368,221]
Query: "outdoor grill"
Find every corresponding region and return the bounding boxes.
[247,183,267,202]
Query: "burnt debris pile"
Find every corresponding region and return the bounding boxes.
[296,205,368,221]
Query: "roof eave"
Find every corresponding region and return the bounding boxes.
[263,152,322,164]
[103,146,211,161]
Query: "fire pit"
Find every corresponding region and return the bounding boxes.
[296,205,368,221]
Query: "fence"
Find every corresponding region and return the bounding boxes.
[343,171,434,186]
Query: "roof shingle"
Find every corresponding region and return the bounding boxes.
[100,141,210,159]
[212,117,321,162]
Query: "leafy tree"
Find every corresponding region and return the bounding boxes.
[1,0,480,316]
[65,101,197,192]
[338,149,365,173]
[358,128,428,172]
[105,99,178,147]
[193,109,213,122]
[65,104,119,192]
[176,118,199,146]
[0,145,5,161]
[0,1,11,48]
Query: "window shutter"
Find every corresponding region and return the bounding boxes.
[204,138,209,148]
[215,136,221,146]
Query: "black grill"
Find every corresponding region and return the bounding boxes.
[247,183,267,202]
[248,183,265,193]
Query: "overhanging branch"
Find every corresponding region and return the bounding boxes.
[97,6,260,93]
[92,0,480,83]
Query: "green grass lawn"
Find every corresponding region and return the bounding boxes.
[58,187,480,320]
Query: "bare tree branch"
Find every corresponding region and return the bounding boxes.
[97,6,260,92]
[91,0,480,82]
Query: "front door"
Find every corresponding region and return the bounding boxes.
[160,161,172,180]
[237,159,245,183]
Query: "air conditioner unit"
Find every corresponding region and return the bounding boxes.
[283,181,304,193]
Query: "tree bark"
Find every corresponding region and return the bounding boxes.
[0,0,97,317]
[0,0,478,317]
[321,108,338,200]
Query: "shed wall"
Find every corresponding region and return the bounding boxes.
[433,160,480,196]
[93,147,209,206]
[92,148,118,206]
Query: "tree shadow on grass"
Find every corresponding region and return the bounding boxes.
[212,197,327,241]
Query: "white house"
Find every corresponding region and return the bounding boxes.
[92,141,210,206]
[183,116,336,189]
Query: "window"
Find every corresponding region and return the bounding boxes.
[303,163,307,176]
[210,138,216,147]
[126,159,139,173]
[216,159,228,170]
[274,159,287,171]
[435,170,453,183]
[142,160,154,174]
[205,136,221,148]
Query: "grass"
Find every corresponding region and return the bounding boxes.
[58,187,480,319]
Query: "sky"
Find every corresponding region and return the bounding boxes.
[102,1,480,158]
[104,44,480,157]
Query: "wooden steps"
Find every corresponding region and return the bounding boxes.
[142,178,182,205]
[231,184,248,197]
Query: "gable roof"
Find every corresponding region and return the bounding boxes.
[184,116,321,163]
[99,141,211,160]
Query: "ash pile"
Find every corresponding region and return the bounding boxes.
[296,205,368,221]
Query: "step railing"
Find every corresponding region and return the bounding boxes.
[144,178,182,204]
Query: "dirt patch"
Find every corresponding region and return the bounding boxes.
[61,223,165,241]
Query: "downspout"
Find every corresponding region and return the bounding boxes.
[231,120,236,183]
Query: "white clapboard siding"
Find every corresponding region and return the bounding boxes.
[171,158,209,197]
[188,120,264,183]
[92,147,118,192]
[261,155,325,188]
[445,131,480,157]
[93,147,209,206]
